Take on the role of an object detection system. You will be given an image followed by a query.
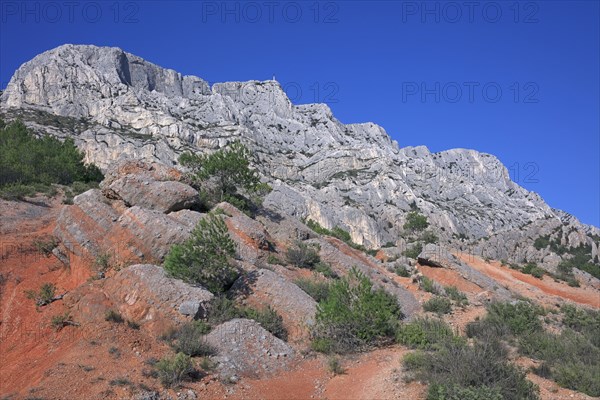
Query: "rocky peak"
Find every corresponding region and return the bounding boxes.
[1,44,598,270]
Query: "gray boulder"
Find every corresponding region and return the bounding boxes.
[204,318,294,379]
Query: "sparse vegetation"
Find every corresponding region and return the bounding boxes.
[104,310,124,324]
[423,296,452,315]
[165,321,214,357]
[394,264,411,277]
[244,306,288,340]
[285,241,321,269]
[396,317,454,350]
[403,243,423,259]
[327,357,345,375]
[403,339,539,400]
[403,211,429,233]
[311,268,403,354]
[25,283,57,307]
[0,119,102,200]
[50,312,77,331]
[155,352,195,388]
[179,140,270,212]
[295,277,331,302]
[164,212,238,293]
[420,276,440,294]
[33,236,58,257]
[444,286,469,307]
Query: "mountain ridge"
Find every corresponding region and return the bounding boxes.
[1,44,598,274]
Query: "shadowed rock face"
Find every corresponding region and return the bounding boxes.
[2,44,598,272]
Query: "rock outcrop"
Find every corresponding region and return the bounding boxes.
[103,264,214,319]
[204,318,294,380]
[2,44,598,273]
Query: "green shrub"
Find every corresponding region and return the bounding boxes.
[396,317,454,350]
[50,312,74,331]
[164,213,238,293]
[33,236,58,256]
[206,295,245,325]
[420,276,440,294]
[285,241,320,269]
[155,352,195,388]
[244,306,288,340]
[423,296,452,315]
[295,278,330,302]
[314,261,338,279]
[420,231,438,244]
[266,253,284,265]
[105,310,124,323]
[311,268,402,353]
[533,235,551,250]
[0,120,102,198]
[327,357,345,375]
[167,321,214,357]
[484,301,542,336]
[404,339,539,400]
[179,140,270,211]
[444,286,469,307]
[522,263,545,279]
[427,384,503,400]
[25,283,57,306]
[394,264,411,277]
[311,338,334,353]
[518,328,600,396]
[404,211,429,233]
[403,243,423,259]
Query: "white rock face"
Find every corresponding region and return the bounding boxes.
[1,44,598,269]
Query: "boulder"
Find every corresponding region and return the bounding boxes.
[117,207,204,261]
[103,264,214,321]
[231,269,317,340]
[105,175,199,213]
[204,318,294,379]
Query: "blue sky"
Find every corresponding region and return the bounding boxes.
[1,1,598,226]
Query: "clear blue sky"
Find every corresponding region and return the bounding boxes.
[1,1,598,226]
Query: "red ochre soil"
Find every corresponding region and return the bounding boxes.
[1,196,598,399]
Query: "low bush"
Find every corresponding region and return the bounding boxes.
[403,339,539,400]
[403,243,423,259]
[423,296,452,315]
[205,296,287,340]
[245,306,288,340]
[25,283,57,307]
[420,276,440,294]
[467,301,543,339]
[516,306,600,396]
[285,241,321,269]
[314,261,338,279]
[105,310,124,323]
[394,264,411,277]
[444,286,468,307]
[155,352,195,388]
[396,317,454,350]
[295,277,330,302]
[327,357,345,375]
[166,321,214,357]
[164,213,238,293]
[311,268,402,354]
[33,236,58,257]
[206,296,245,325]
[521,263,545,279]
